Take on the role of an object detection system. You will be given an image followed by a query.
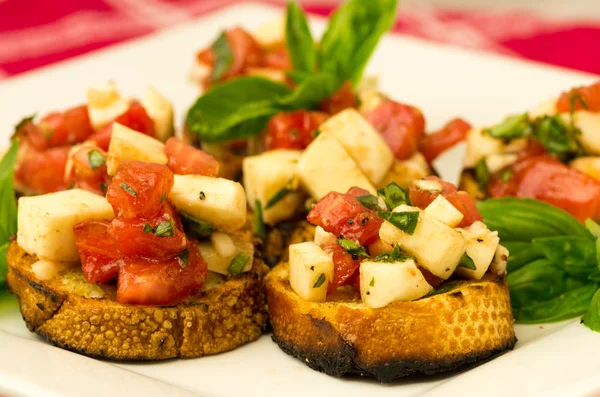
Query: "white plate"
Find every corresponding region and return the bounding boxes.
[1,3,600,397]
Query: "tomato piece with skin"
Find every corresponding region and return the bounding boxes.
[116,240,207,306]
[264,110,328,150]
[106,161,174,220]
[66,146,110,196]
[420,267,443,288]
[88,102,155,151]
[307,188,383,246]
[14,143,70,194]
[41,105,95,147]
[365,100,426,160]
[15,121,48,151]
[74,220,120,284]
[420,118,472,163]
[319,81,357,116]
[164,137,220,176]
[321,243,361,294]
[261,45,290,70]
[556,81,600,113]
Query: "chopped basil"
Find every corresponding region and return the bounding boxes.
[154,219,175,238]
[377,182,409,210]
[337,238,369,258]
[312,273,326,288]
[474,157,490,190]
[373,245,412,263]
[199,191,206,200]
[160,193,167,203]
[312,129,321,138]
[180,212,214,239]
[290,129,299,138]
[484,113,532,140]
[369,277,375,287]
[570,92,588,114]
[143,223,153,234]
[211,31,234,82]
[254,199,266,239]
[13,113,36,135]
[265,179,294,209]
[87,149,106,170]
[532,115,583,161]
[228,252,251,275]
[355,194,380,210]
[377,211,419,235]
[99,183,108,196]
[458,253,476,270]
[178,249,190,268]
[120,182,137,197]
[499,169,513,182]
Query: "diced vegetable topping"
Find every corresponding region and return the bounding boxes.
[420,118,472,163]
[164,137,220,177]
[264,110,328,150]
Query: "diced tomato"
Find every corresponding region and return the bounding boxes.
[88,102,155,151]
[106,161,174,220]
[409,176,481,227]
[164,137,220,176]
[321,243,361,294]
[116,240,207,306]
[40,105,95,147]
[365,100,426,160]
[14,121,48,151]
[74,220,120,284]
[66,146,110,196]
[420,268,443,288]
[264,110,328,150]
[489,156,600,222]
[307,188,383,245]
[345,187,372,198]
[319,81,357,116]
[261,45,290,70]
[556,81,600,113]
[420,118,472,163]
[14,144,70,194]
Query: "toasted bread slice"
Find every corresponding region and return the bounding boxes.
[265,263,516,382]
[6,241,269,360]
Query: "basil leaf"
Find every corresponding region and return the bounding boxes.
[585,219,600,270]
[372,245,411,263]
[228,252,250,275]
[286,70,312,84]
[484,113,532,140]
[532,236,597,280]
[377,182,409,210]
[88,149,106,170]
[337,238,369,258]
[503,242,545,273]
[533,115,583,161]
[377,210,419,235]
[355,194,380,211]
[265,179,294,210]
[513,284,598,324]
[14,114,36,134]
[285,2,316,73]
[276,73,341,110]
[474,157,490,190]
[369,276,375,287]
[178,249,189,268]
[180,213,214,240]
[0,243,8,291]
[318,0,398,85]
[154,219,175,238]
[211,31,234,82]
[458,253,476,270]
[477,198,589,242]
[0,140,19,243]
[120,182,137,197]
[143,223,153,234]
[582,288,600,332]
[254,200,266,239]
[508,259,566,309]
[313,273,326,288]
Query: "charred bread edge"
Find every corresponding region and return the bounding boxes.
[6,241,269,360]
[265,263,517,382]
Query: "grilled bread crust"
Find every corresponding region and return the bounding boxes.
[265,263,516,382]
[6,241,269,360]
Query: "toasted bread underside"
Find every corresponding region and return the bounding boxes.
[6,242,269,360]
[265,263,516,382]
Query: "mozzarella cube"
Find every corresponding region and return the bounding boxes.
[31,260,76,281]
[243,149,303,225]
[377,153,430,189]
[379,205,466,279]
[424,195,464,227]
[17,189,114,262]
[140,86,174,142]
[320,109,394,184]
[289,242,334,302]
[106,123,167,175]
[314,226,337,246]
[412,178,442,192]
[565,111,600,155]
[197,234,253,275]
[253,17,285,48]
[297,133,375,200]
[455,221,500,280]
[169,175,246,233]
[360,259,432,308]
[87,82,129,130]
[463,127,527,168]
[485,153,518,174]
[528,97,558,119]
[570,156,600,181]
[489,244,509,277]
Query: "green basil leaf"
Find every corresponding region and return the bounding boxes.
[355,194,380,211]
[211,32,234,82]
[458,253,476,270]
[377,210,419,235]
[582,288,600,332]
[180,212,214,240]
[369,276,375,287]
[0,140,19,243]
[228,252,250,275]
[337,238,369,258]
[318,0,398,85]
[313,272,326,288]
[502,242,545,273]
[286,70,312,84]
[275,73,341,110]
[373,245,412,263]
[88,149,106,170]
[532,236,597,280]
[254,200,266,239]
[120,182,137,197]
[585,218,600,270]
[513,284,598,324]
[474,157,490,190]
[377,182,409,210]
[484,113,532,140]
[154,219,175,238]
[14,114,36,134]
[0,242,8,291]
[285,2,316,73]
[265,179,294,210]
[508,259,566,309]
[178,249,190,268]
[533,115,583,161]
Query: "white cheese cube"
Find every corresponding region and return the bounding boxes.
[570,156,600,181]
[140,86,174,142]
[379,205,466,279]
[87,82,129,130]
[463,127,527,168]
[289,242,334,302]
[485,153,518,174]
[31,260,76,281]
[106,123,168,176]
[412,178,442,193]
[197,234,253,275]
[424,195,464,227]
[489,244,509,277]
[360,259,432,308]
[297,133,375,200]
[320,109,394,184]
[17,189,114,262]
[253,17,285,48]
[564,111,600,155]
[314,226,337,246]
[368,238,394,257]
[528,97,558,119]
[377,153,430,189]
[243,149,303,225]
[170,175,246,233]
[455,221,500,280]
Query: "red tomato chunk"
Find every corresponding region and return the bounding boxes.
[264,110,328,150]
[74,220,120,284]
[321,243,361,294]
[420,118,472,163]
[556,81,600,113]
[164,137,220,176]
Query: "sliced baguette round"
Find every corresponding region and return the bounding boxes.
[6,241,269,360]
[265,262,516,382]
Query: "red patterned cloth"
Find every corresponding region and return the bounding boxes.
[0,0,599,80]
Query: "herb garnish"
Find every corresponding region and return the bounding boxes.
[143,223,153,234]
[337,238,369,258]
[160,193,167,203]
[13,114,36,135]
[228,252,251,275]
[373,245,412,263]
[499,169,513,182]
[210,31,234,82]
[484,113,532,140]
[178,249,190,268]
[377,210,419,235]
[120,182,137,197]
[153,219,175,238]
[377,182,409,210]
[369,277,375,287]
[458,253,476,270]
[87,149,106,170]
[265,179,294,209]
[180,212,214,239]
[312,273,326,288]
[355,194,380,210]
[99,183,108,196]
[474,157,490,190]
